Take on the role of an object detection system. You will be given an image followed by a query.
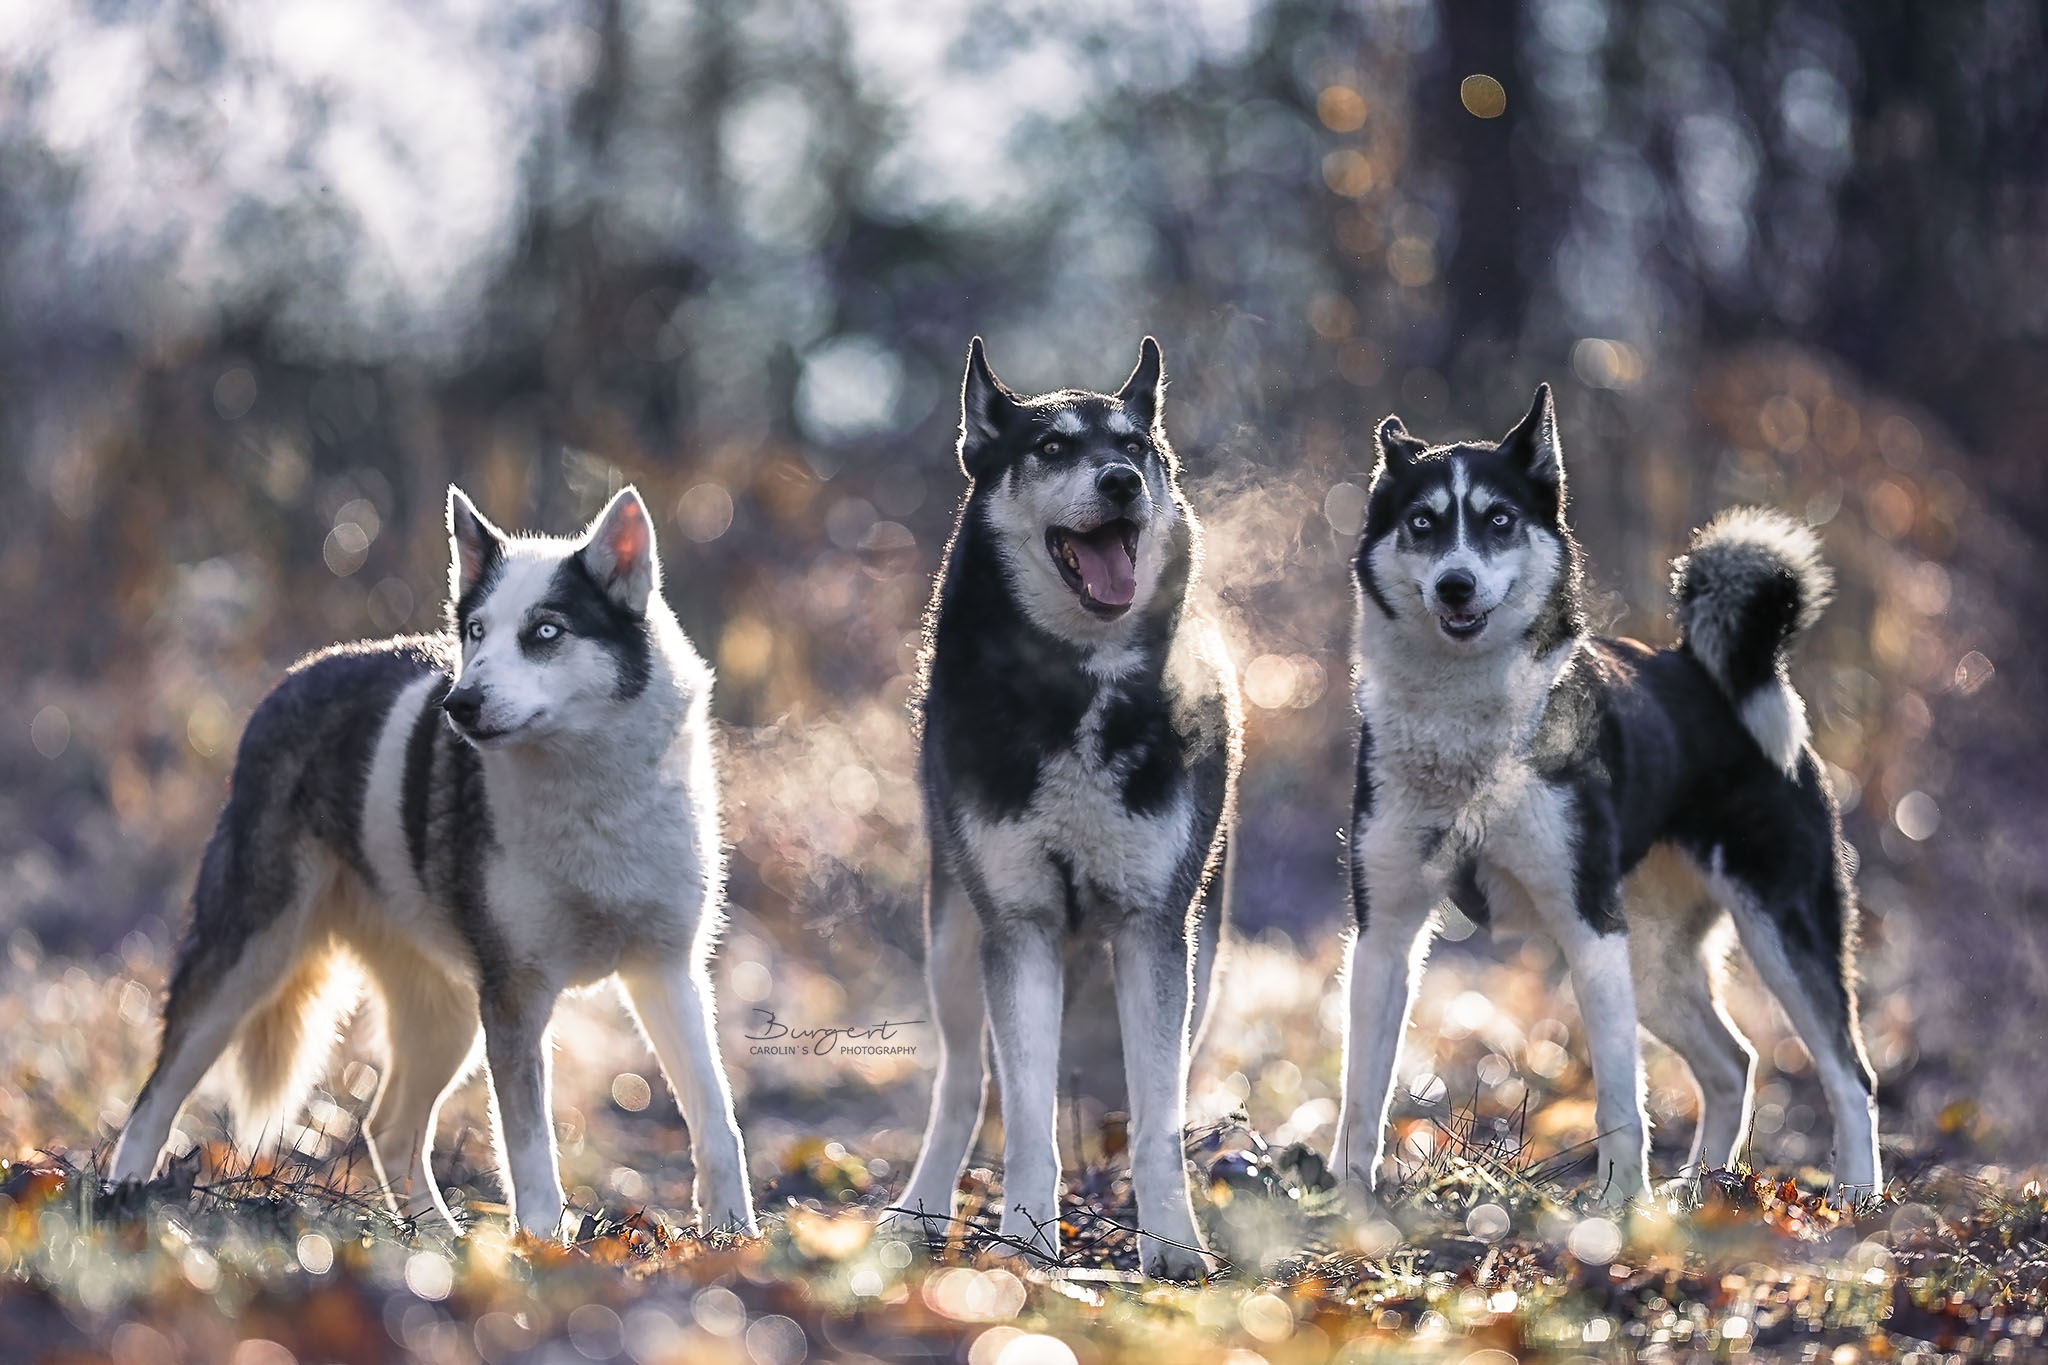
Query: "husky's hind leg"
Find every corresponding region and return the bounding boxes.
[1724,869,1880,1200]
[110,840,335,1183]
[357,933,479,1227]
[1625,849,1756,1178]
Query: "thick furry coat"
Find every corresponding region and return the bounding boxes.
[897,338,1241,1278]
[1333,386,1880,1207]
[110,488,758,1238]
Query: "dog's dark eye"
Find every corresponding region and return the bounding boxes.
[1489,510,1515,530]
[1041,439,1065,458]
[1122,440,1143,456]
[1408,512,1433,533]
[465,620,484,641]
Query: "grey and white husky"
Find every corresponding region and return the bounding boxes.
[109,487,758,1238]
[1334,385,1881,1206]
[896,338,1242,1278]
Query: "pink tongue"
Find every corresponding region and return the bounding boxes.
[1069,527,1136,606]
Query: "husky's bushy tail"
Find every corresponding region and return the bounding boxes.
[1671,507,1834,773]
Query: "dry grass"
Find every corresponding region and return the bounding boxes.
[0,933,2039,1362]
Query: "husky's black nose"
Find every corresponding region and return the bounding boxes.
[441,684,484,729]
[1435,569,1476,607]
[1096,464,1143,505]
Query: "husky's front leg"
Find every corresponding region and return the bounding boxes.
[981,918,1065,1260]
[480,980,567,1238]
[898,871,987,1230]
[1112,911,1213,1279]
[1330,814,1443,1197]
[1515,802,1647,1206]
[620,956,759,1235]
[1330,887,1441,1197]
[1551,915,1649,1204]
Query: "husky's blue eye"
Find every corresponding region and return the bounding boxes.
[1123,440,1144,456]
[1490,509,1515,530]
[1041,439,1065,458]
[1408,512,1433,533]
[535,623,560,641]
[465,619,484,641]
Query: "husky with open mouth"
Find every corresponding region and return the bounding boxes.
[896,337,1242,1279]
[1334,385,1882,1209]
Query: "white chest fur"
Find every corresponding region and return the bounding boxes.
[956,694,1194,920]
[482,735,715,978]
[1353,614,1581,889]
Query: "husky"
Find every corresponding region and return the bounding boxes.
[108,487,758,1238]
[894,337,1241,1278]
[1332,385,1881,1207]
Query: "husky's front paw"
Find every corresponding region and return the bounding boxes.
[697,1199,760,1239]
[397,1188,463,1235]
[1592,1162,1650,1209]
[994,1210,1061,1264]
[1139,1234,1216,1282]
[884,1192,958,1240]
[515,1201,569,1241]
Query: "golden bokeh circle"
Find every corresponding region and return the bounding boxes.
[1460,74,1507,119]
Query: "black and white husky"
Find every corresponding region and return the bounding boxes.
[896,338,1242,1278]
[1333,385,1881,1206]
[109,488,758,1238]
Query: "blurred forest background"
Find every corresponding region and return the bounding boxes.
[1,0,2044,1187]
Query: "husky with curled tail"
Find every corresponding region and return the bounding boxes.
[896,337,1241,1279]
[109,487,758,1239]
[1333,384,1881,1208]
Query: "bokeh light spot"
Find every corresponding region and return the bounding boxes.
[1460,74,1507,119]
[611,1071,652,1112]
[186,694,234,758]
[1571,338,1645,390]
[1243,654,1298,710]
[1953,650,1994,695]
[295,1233,333,1275]
[1894,790,1940,841]
[30,706,70,759]
[678,482,736,543]
[213,367,257,420]
[1317,85,1367,132]
[404,1250,452,1301]
[324,521,371,576]
[1467,1203,1510,1242]
[1568,1216,1623,1264]
[1321,149,1377,197]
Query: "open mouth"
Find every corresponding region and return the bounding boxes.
[1438,609,1489,641]
[1047,519,1140,618]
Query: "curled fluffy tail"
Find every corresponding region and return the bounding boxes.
[1671,507,1833,774]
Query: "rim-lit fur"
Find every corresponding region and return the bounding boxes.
[1671,507,1835,773]
[109,488,759,1240]
[900,338,1242,1279]
[1334,385,1880,1210]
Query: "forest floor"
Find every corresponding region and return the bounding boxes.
[2,935,2043,1363]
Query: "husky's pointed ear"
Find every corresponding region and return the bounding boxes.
[1117,336,1166,429]
[447,485,506,601]
[1372,415,1426,476]
[958,337,1017,480]
[579,486,660,614]
[1501,383,1563,489]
